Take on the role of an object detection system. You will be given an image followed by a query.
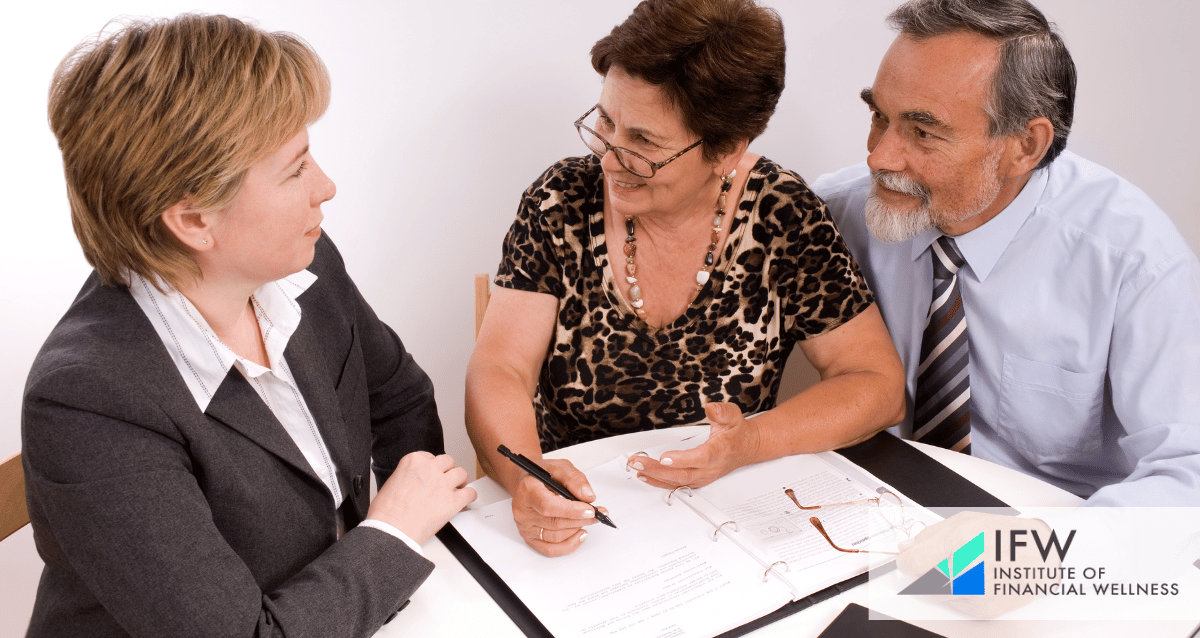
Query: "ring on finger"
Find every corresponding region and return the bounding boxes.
[539,526,544,542]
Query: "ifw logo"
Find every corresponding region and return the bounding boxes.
[899,532,985,596]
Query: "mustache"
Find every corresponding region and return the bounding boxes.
[870,170,930,200]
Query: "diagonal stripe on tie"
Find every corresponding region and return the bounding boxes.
[915,352,969,410]
[917,313,968,377]
[915,380,970,438]
[929,405,972,453]
[914,236,971,453]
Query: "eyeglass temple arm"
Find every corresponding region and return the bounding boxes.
[784,488,878,511]
[783,488,821,510]
[808,517,900,556]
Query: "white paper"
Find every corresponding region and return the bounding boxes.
[451,450,940,638]
[452,457,794,638]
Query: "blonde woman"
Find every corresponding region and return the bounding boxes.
[23,15,474,637]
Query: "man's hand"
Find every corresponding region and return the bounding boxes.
[368,452,477,544]
[511,458,605,557]
[897,511,1058,618]
[630,402,760,489]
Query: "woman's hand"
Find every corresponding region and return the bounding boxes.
[511,458,606,557]
[368,451,477,545]
[631,402,761,489]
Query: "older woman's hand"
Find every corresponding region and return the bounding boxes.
[630,402,762,489]
[511,458,607,557]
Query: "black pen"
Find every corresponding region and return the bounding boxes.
[497,445,617,529]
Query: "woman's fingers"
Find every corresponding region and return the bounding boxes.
[512,474,599,556]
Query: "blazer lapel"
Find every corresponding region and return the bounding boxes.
[97,284,324,489]
[106,278,325,489]
[204,369,323,486]
[282,316,356,482]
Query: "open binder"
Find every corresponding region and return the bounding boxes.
[439,430,1009,638]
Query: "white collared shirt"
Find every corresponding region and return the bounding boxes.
[128,271,420,552]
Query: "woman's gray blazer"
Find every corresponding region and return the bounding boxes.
[21,234,442,637]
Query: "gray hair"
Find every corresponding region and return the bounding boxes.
[888,0,1076,169]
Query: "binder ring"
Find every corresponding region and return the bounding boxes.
[713,521,739,542]
[762,561,789,582]
[666,485,694,505]
[626,451,649,472]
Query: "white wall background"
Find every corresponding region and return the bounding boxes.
[2,1,1197,634]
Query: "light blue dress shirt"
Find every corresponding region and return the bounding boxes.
[814,151,1200,506]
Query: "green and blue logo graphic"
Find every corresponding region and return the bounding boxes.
[899,532,985,596]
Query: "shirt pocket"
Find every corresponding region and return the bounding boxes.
[997,354,1105,465]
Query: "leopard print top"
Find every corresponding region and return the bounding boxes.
[496,155,874,452]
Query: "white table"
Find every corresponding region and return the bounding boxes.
[376,428,1197,638]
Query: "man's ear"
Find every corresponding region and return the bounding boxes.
[1005,116,1055,177]
[160,199,213,251]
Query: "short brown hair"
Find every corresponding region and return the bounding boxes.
[591,0,785,163]
[48,14,331,289]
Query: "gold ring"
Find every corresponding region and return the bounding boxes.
[539,526,544,542]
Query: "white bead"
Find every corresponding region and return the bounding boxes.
[696,270,710,285]
[626,276,637,284]
[629,284,642,301]
[631,299,644,308]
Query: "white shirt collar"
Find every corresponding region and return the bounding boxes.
[127,270,318,411]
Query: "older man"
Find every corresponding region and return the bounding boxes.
[815,0,1200,506]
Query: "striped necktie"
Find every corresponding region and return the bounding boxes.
[914,236,972,453]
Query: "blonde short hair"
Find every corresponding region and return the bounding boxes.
[48,14,331,288]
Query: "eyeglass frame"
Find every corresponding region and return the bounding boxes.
[783,487,922,556]
[574,104,705,179]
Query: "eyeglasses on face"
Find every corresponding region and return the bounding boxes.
[574,104,703,179]
[783,487,925,556]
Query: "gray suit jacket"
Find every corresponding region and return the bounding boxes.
[22,235,441,637]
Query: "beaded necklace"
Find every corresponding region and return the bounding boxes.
[622,170,735,317]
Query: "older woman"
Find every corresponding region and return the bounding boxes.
[466,0,906,557]
[23,14,474,637]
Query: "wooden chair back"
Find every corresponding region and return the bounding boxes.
[474,273,491,339]
[473,274,491,479]
[0,452,30,542]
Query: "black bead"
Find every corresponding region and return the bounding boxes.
[704,252,714,266]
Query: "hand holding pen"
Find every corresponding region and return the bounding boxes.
[499,445,616,557]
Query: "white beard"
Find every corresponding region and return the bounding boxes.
[865,147,1004,243]
[865,170,934,243]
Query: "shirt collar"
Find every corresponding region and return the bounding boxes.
[910,167,1049,282]
[127,270,317,411]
